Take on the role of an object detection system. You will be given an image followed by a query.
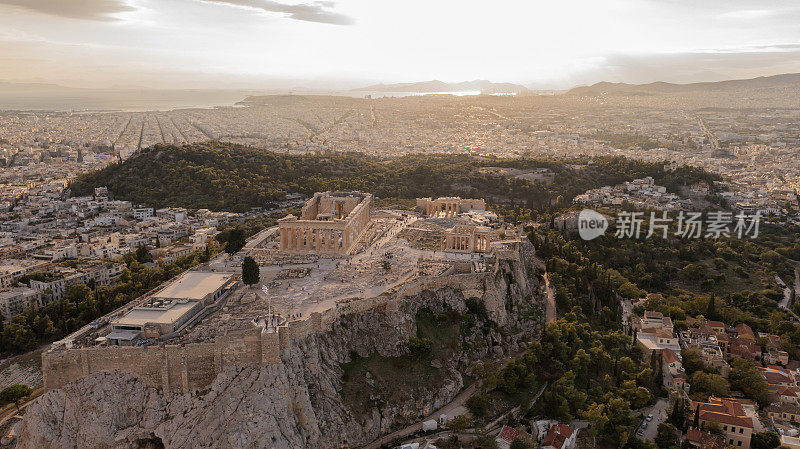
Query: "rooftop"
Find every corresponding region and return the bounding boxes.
[152,271,233,301]
[113,299,200,328]
[697,397,753,429]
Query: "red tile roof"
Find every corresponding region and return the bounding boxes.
[497,426,519,444]
[662,348,680,364]
[697,398,754,429]
[542,424,573,449]
[686,429,727,449]
[735,323,755,339]
[760,367,793,385]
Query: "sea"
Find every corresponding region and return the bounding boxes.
[0,89,518,113]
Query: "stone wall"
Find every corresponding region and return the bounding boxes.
[23,240,542,449]
[43,330,261,393]
[43,247,522,394]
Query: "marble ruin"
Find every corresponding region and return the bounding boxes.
[445,224,492,253]
[278,191,372,255]
[416,196,486,218]
[41,192,517,395]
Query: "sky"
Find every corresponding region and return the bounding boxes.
[1,0,800,90]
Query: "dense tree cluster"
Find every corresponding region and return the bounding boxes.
[0,248,215,355]
[531,227,638,325]
[70,143,715,216]
[525,214,799,446]
[472,308,661,448]
[579,220,798,294]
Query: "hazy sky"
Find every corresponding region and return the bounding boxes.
[2,0,800,89]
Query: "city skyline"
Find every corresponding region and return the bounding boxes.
[2,0,800,90]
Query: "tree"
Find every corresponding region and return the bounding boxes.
[751,431,780,449]
[704,421,723,436]
[449,415,470,432]
[655,422,680,448]
[135,245,152,263]
[729,358,770,407]
[65,284,91,303]
[706,293,716,319]
[0,384,32,414]
[583,398,635,448]
[241,256,260,286]
[466,393,490,418]
[408,337,433,359]
[542,370,587,421]
[510,439,532,449]
[225,228,246,255]
[680,347,705,375]
[33,315,57,338]
[475,432,499,449]
[690,371,729,398]
[668,397,687,431]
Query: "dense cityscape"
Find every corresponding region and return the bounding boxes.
[3,1,800,449]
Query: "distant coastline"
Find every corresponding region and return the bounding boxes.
[0,89,258,113]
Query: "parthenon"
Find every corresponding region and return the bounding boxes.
[416,196,486,218]
[278,191,372,255]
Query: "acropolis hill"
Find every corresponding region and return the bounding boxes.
[18,193,545,449]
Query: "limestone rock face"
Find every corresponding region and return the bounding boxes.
[17,242,543,449]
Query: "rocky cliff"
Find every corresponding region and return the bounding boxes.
[16,242,543,449]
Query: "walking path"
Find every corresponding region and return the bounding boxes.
[361,383,477,449]
[543,272,557,323]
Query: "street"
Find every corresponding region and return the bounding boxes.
[637,398,669,442]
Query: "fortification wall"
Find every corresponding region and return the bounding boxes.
[44,330,262,393]
[43,246,529,393]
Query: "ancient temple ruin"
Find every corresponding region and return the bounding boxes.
[444,224,492,253]
[278,191,372,255]
[416,196,486,218]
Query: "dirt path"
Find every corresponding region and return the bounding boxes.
[543,272,557,323]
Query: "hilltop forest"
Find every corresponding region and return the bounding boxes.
[69,142,718,217]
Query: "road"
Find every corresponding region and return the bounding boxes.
[543,272,557,323]
[795,267,800,304]
[777,274,791,309]
[637,398,669,442]
[361,382,477,449]
[776,274,800,323]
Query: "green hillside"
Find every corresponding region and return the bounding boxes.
[70,142,718,213]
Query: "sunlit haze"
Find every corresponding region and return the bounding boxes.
[2,0,800,89]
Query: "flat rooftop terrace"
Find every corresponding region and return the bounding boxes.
[114,299,200,328]
[152,271,233,300]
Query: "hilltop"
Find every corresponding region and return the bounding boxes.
[353,79,528,93]
[567,72,800,96]
[69,142,717,212]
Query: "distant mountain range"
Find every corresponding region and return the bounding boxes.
[0,82,82,92]
[566,73,800,96]
[353,79,529,93]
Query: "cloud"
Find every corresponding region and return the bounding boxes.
[0,0,135,21]
[572,47,800,86]
[200,0,354,25]
[720,9,774,19]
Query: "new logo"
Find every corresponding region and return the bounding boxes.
[578,209,608,240]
